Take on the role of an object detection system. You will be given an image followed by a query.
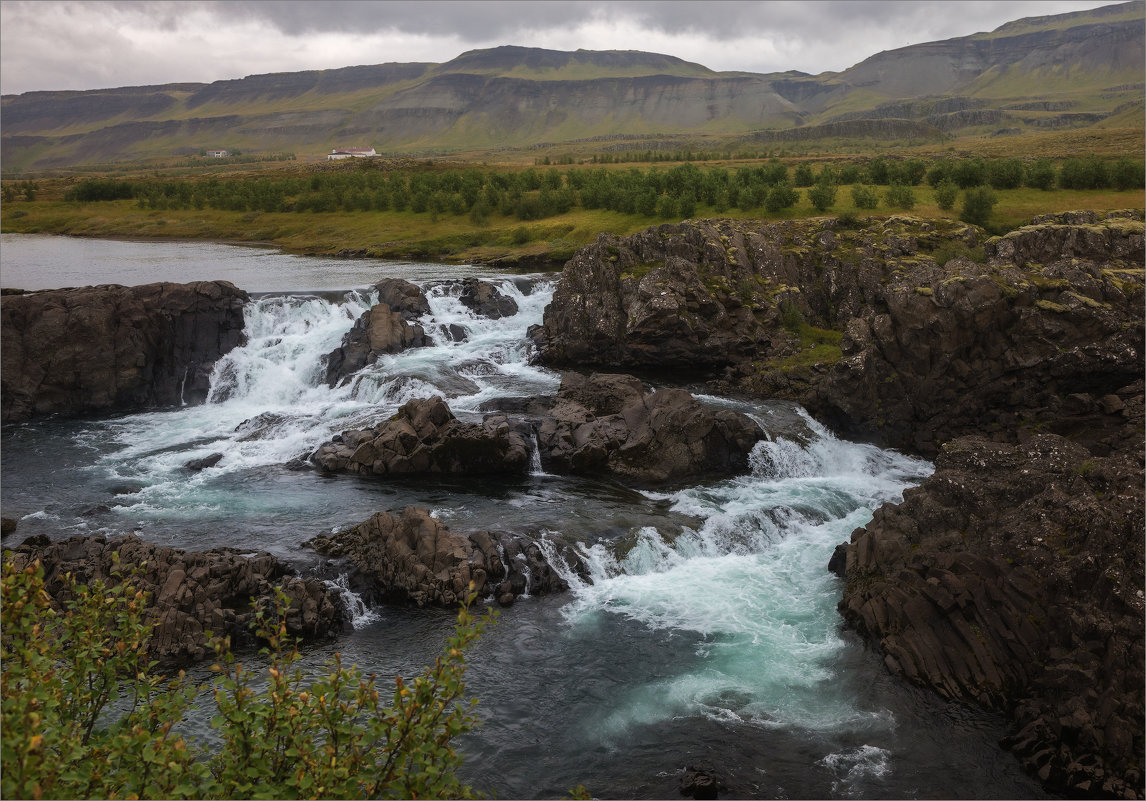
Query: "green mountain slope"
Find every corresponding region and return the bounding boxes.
[1,3,1141,171]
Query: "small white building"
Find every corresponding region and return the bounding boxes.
[328,147,378,160]
[206,150,230,158]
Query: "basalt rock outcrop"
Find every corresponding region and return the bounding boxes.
[305,505,567,608]
[324,279,430,386]
[533,213,1144,456]
[5,533,345,666]
[535,372,765,483]
[311,395,530,476]
[458,278,518,319]
[805,212,1145,454]
[1,280,248,423]
[840,383,1144,799]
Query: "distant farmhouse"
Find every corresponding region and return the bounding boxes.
[328,147,377,160]
[206,150,230,158]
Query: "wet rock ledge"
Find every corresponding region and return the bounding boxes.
[5,533,344,666]
[312,375,765,485]
[1,280,248,423]
[306,505,568,608]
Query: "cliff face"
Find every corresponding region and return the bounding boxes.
[1,281,248,423]
[534,210,1145,797]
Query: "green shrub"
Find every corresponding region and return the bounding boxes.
[764,183,799,212]
[884,182,916,210]
[1059,157,1109,190]
[807,179,838,213]
[951,158,987,189]
[960,186,998,227]
[1,555,492,800]
[1110,158,1145,191]
[985,158,1023,190]
[934,179,958,211]
[1025,159,1056,191]
[851,184,879,210]
[792,163,815,187]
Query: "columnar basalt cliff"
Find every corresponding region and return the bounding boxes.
[533,211,1145,797]
[1,281,248,423]
[5,533,345,666]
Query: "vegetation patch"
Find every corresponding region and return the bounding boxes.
[620,260,664,281]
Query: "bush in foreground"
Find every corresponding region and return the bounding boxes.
[1,554,492,800]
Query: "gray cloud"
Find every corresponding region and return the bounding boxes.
[0,0,1122,95]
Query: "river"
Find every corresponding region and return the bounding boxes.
[0,234,1049,799]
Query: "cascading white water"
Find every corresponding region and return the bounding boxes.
[95,278,561,527]
[545,412,932,741]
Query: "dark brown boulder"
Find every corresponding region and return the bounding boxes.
[1,280,248,423]
[4,533,345,667]
[459,278,518,319]
[374,278,431,319]
[311,396,530,476]
[304,506,567,607]
[324,303,429,386]
[535,373,764,483]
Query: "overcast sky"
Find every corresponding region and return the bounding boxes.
[0,0,1123,96]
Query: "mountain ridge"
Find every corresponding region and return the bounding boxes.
[2,2,1141,170]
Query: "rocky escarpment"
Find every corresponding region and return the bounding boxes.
[305,506,567,608]
[533,212,1144,456]
[312,396,531,476]
[533,211,1145,797]
[324,279,431,386]
[5,533,345,666]
[841,384,1144,798]
[534,372,765,483]
[1,281,248,423]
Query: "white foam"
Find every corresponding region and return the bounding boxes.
[325,574,382,630]
[819,745,893,797]
[551,419,931,737]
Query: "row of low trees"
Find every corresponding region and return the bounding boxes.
[57,155,1143,222]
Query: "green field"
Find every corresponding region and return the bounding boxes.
[3,157,1142,267]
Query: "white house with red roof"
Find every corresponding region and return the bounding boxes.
[327,147,378,160]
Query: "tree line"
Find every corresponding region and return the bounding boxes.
[59,156,1144,223]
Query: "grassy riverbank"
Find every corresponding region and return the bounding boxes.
[4,187,1144,266]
